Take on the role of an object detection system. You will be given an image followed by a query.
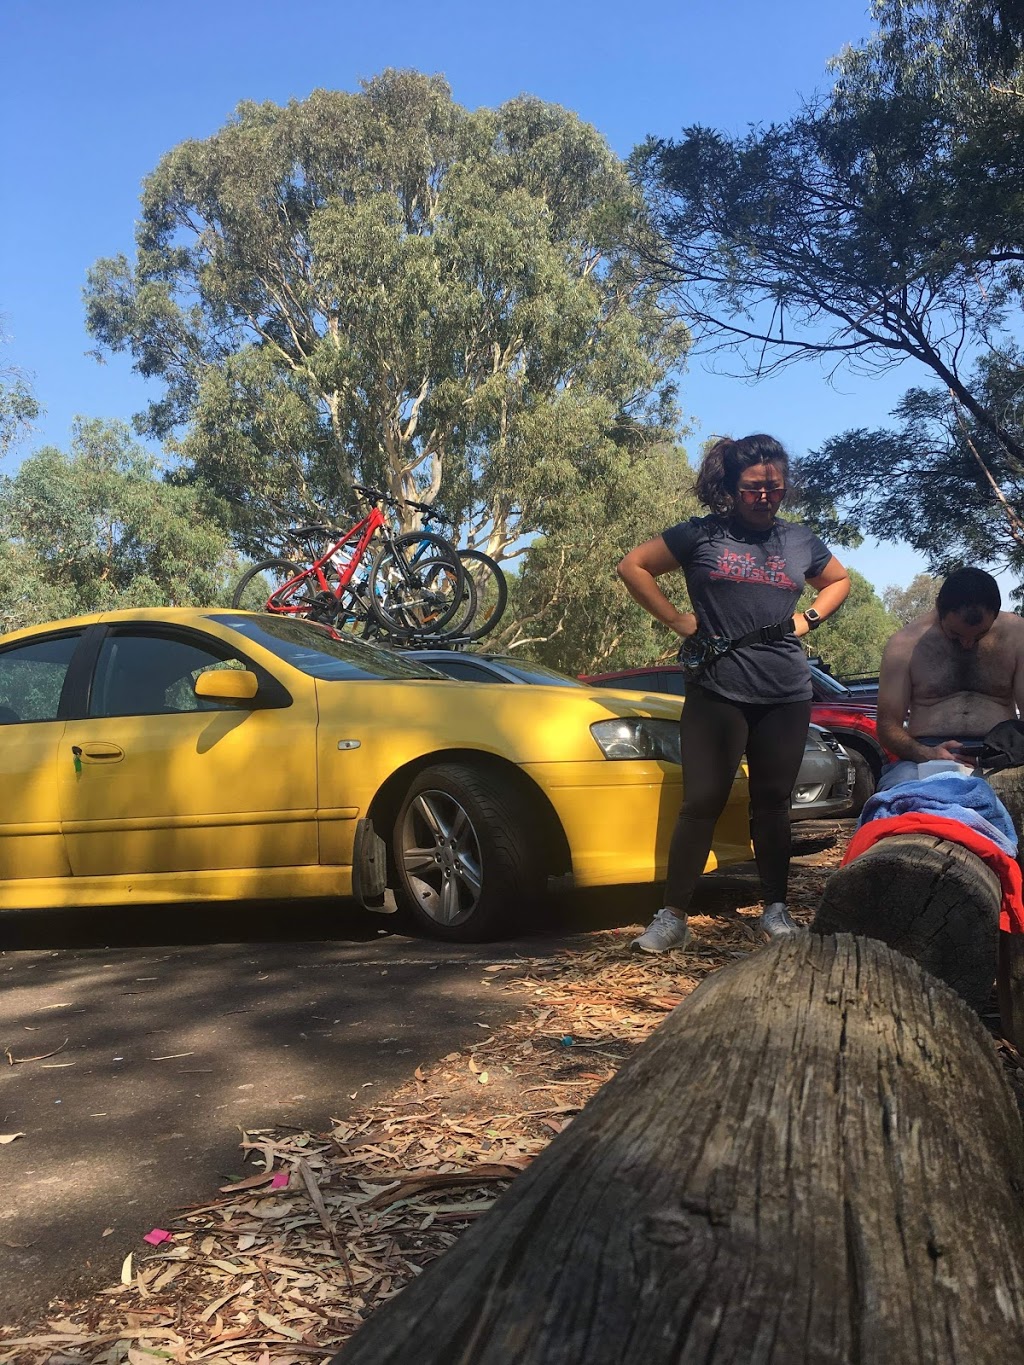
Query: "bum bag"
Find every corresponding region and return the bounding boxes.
[677,616,797,683]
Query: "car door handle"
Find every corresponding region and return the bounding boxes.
[72,743,125,763]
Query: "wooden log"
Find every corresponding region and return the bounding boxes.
[987,769,1024,1049]
[332,935,1024,1365]
[812,834,1001,1013]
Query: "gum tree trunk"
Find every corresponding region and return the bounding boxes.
[332,935,1024,1365]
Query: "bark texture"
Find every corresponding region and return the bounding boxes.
[812,835,1001,1013]
[333,935,1024,1365]
[988,769,1024,1048]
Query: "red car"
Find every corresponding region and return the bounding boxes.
[579,661,888,812]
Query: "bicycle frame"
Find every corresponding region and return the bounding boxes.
[268,505,386,615]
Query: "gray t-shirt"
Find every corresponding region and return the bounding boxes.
[662,514,832,703]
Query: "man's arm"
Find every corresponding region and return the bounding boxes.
[876,630,962,763]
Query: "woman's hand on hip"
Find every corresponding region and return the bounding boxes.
[672,612,700,639]
[793,613,812,639]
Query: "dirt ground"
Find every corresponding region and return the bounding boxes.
[2,820,1020,1365]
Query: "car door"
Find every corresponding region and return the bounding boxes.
[58,624,319,878]
[0,628,83,883]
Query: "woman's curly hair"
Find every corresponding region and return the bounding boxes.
[695,434,790,515]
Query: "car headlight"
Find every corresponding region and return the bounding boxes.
[590,718,681,763]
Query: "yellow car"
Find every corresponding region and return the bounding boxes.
[0,609,751,940]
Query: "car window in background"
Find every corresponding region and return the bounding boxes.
[90,632,249,717]
[499,661,583,687]
[809,665,854,699]
[213,614,441,682]
[0,632,81,723]
[592,670,686,697]
[427,658,499,682]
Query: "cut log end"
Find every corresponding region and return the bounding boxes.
[812,834,1001,1013]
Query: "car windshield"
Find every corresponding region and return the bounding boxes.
[810,665,853,699]
[210,614,443,682]
[497,660,583,687]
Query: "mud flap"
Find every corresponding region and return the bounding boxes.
[352,817,391,912]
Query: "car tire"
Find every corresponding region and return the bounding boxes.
[392,763,544,942]
[847,748,877,815]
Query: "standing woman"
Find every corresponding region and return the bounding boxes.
[617,434,850,953]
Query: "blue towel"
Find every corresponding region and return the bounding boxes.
[859,775,1018,857]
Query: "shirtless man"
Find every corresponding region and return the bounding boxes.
[877,567,1024,779]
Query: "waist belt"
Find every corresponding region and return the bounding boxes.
[677,616,796,682]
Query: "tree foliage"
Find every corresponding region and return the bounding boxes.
[801,349,1024,575]
[632,0,1024,563]
[497,443,701,674]
[800,567,895,677]
[883,570,942,623]
[0,419,236,633]
[0,335,40,459]
[85,70,686,562]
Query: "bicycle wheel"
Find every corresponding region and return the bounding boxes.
[367,533,466,637]
[230,558,329,619]
[452,549,508,641]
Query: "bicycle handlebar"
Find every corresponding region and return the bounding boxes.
[351,485,450,522]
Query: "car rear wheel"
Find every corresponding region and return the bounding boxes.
[392,764,544,941]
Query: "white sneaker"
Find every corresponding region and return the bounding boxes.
[759,902,802,937]
[631,908,692,954]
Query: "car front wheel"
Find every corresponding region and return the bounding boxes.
[392,764,544,941]
[847,748,877,815]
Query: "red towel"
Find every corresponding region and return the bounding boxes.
[842,813,1024,935]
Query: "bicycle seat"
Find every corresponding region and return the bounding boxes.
[285,523,342,540]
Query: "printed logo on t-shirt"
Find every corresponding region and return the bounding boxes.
[709,549,797,589]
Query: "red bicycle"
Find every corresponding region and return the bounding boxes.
[230,487,466,639]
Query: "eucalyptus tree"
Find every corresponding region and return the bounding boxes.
[0,334,39,458]
[0,419,235,633]
[86,70,686,561]
[883,571,943,624]
[633,1,1024,566]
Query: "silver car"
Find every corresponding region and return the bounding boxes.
[409,651,856,821]
[792,724,856,821]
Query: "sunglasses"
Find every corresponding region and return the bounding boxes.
[737,485,786,504]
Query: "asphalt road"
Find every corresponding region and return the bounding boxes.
[0,884,676,1324]
[0,827,851,1328]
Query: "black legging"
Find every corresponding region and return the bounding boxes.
[666,683,812,910]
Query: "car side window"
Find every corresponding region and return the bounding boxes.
[432,660,496,682]
[610,671,666,692]
[651,671,687,697]
[0,632,82,724]
[90,633,249,718]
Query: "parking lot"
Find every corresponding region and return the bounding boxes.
[0,891,656,1322]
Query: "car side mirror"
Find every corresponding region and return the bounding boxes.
[194,669,259,703]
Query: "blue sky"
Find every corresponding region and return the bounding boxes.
[0,0,940,593]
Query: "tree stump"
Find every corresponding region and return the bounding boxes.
[332,936,1024,1365]
[812,834,1001,1014]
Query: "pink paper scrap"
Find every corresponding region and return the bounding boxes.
[143,1228,173,1246]
[270,1171,290,1188]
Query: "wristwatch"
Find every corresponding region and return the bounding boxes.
[803,607,823,630]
